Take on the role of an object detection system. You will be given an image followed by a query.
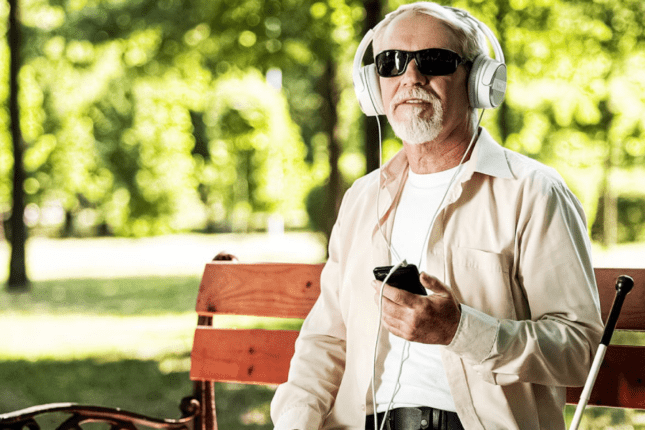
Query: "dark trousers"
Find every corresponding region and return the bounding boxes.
[365,407,464,430]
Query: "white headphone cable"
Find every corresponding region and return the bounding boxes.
[371,258,407,430]
[371,110,487,430]
[375,115,402,262]
[414,109,486,270]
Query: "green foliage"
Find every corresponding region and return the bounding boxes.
[592,195,645,244]
[200,70,313,232]
[2,0,325,237]
[0,0,643,243]
[455,0,645,238]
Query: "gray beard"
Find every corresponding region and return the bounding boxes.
[388,90,444,145]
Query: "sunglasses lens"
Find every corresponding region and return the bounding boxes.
[376,51,410,77]
[375,49,463,77]
[417,49,461,76]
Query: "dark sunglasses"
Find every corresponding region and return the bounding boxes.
[375,48,467,78]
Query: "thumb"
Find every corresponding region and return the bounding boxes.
[420,272,452,298]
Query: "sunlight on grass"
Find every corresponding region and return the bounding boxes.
[591,242,645,268]
[1,313,196,362]
[0,232,326,281]
[1,313,302,363]
[0,276,200,316]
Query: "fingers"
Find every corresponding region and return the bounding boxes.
[372,279,414,306]
[213,251,239,262]
[373,281,412,334]
[373,273,461,344]
[374,273,453,304]
[420,272,451,297]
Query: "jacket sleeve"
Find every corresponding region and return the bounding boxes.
[447,179,604,387]
[270,197,349,429]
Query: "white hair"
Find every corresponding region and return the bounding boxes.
[372,2,488,62]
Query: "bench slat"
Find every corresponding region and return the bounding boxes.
[196,264,645,332]
[595,268,645,330]
[566,345,645,408]
[190,328,645,409]
[196,263,324,319]
[190,328,297,384]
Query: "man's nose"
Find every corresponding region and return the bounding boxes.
[401,58,429,86]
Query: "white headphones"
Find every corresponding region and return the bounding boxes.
[352,4,507,117]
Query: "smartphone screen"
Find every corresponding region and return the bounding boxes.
[373,264,427,296]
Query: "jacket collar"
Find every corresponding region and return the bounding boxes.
[469,127,514,180]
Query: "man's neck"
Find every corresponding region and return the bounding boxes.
[404,128,477,174]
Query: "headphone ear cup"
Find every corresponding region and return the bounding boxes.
[357,64,385,116]
[468,54,507,109]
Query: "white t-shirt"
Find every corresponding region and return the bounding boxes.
[375,165,463,413]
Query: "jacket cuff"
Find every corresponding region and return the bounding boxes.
[447,304,499,365]
[273,405,323,430]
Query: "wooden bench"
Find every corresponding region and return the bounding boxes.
[2,262,644,429]
[191,263,645,428]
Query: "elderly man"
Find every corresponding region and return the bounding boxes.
[271,3,603,429]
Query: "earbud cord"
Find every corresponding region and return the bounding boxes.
[375,116,402,262]
[414,109,486,270]
[372,259,407,430]
[371,109,487,430]
[372,114,405,430]
[375,110,485,265]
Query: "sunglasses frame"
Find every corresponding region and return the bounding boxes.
[375,48,468,78]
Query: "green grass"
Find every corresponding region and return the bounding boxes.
[0,276,200,316]
[0,358,278,429]
[0,274,300,429]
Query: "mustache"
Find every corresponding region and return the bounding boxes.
[391,88,436,105]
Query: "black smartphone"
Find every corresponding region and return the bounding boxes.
[373,264,427,296]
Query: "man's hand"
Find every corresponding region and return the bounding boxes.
[213,251,238,262]
[373,272,461,345]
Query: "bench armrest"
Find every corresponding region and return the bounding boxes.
[0,397,200,430]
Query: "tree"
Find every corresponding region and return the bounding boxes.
[363,0,383,174]
[4,0,641,257]
[458,0,645,246]
[6,0,29,291]
[9,0,324,237]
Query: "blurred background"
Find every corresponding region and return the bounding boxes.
[0,0,644,428]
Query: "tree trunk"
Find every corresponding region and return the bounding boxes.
[363,0,382,174]
[495,4,511,146]
[7,0,29,291]
[320,59,342,243]
[601,155,617,247]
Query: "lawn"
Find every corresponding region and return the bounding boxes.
[0,274,299,429]
[0,233,323,429]
[1,233,644,429]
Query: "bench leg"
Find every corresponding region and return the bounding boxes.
[193,377,217,430]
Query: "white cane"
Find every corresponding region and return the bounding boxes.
[569,275,634,430]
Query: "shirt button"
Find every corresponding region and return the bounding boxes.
[361,404,366,411]
[421,419,429,426]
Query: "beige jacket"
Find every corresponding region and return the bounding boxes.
[271,128,603,430]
